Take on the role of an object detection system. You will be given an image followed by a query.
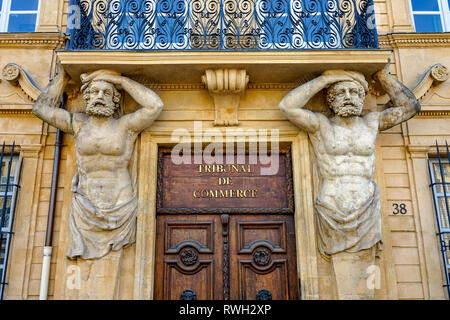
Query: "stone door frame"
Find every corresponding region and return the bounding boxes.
[134,131,320,300]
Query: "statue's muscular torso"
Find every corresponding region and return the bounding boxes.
[73,113,137,210]
[309,112,379,213]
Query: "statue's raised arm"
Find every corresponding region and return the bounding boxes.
[278,65,422,300]
[374,62,421,131]
[278,72,356,133]
[31,67,164,295]
[32,63,73,134]
[82,71,163,133]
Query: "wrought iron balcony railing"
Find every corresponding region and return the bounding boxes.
[66,0,378,51]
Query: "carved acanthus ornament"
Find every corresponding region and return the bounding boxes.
[2,63,42,101]
[202,68,249,126]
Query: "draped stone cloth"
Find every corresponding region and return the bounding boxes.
[316,182,382,257]
[67,181,138,260]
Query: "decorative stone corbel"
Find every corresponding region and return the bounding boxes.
[202,69,249,126]
[375,63,449,105]
[2,63,42,101]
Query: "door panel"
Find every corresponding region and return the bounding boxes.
[229,215,298,300]
[238,259,289,300]
[154,215,223,300]
[155,214,298,300]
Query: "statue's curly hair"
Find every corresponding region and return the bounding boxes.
[81,80,122,118]
[326,80,366,108]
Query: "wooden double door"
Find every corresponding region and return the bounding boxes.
[154,214,299,300]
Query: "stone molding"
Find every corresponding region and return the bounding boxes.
[407,145,433,157]
[2,63,43,101]
[202,68,249,126]
[379,33,450,48]
[0,32,66,49]
[411,64,449,102]
[0,108,33,116]
[143,83,297,91]
[376,64,449,106]
[416,110,450,117]
[407,144,450,159]
[57,50,391,86]
[20,144,42,158]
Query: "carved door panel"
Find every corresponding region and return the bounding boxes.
[154,215,223,300]
[154,148,298,300]
[229,215,299,300]
[155,214,298,300]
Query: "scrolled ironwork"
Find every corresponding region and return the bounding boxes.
[67,0,378,50]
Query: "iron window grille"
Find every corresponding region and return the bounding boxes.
[428,141,450,299]
[0,142,23,300]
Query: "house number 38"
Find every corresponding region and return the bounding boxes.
[392,203,407,215]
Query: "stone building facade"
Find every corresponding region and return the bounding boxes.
[0,0,449,300]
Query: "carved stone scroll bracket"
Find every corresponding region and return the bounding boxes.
[202,69,249,126]
[2,63,42,101]
[374,63,449,105]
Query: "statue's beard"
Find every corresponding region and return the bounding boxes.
[86,101,116,117]
[331,100,364,117]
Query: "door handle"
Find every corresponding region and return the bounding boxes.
[180,289,197,300]
[256,289,272,300]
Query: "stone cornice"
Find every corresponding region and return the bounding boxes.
[407,145,433,159]
[20,144,42,158]
[57,50,391,85]
[0,32,67,49]
[143,83,297,90]
[379,32,450,48]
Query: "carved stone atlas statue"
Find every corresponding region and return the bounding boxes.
[32,63,163,299]
[279,61,421,299]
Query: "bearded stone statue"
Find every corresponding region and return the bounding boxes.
[279,62,421,299]
[32,64,163,298]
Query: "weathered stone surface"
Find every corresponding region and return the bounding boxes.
[32,64,163,298]
[279,62,421,299]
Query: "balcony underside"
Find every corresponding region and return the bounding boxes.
[57,50,392,85]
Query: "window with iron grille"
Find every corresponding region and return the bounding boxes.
[0,143,22,300]
[428,143,450,299]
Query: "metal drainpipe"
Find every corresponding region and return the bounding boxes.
[39,97,65,300]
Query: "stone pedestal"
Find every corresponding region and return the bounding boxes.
[331,247,376,300]
[76,249,124,300]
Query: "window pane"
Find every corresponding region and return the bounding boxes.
[414,14,443,32]
[0,196,11,229]
[432,162,450,193]
[10,0,39,11]
[0,235,5,263]
[7,13,36,32]
[1,157,17,193]
[443,233,450,265]
[411,0,439,11]
[438,196,450,229]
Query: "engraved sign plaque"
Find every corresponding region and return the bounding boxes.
[156,149,293,214]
